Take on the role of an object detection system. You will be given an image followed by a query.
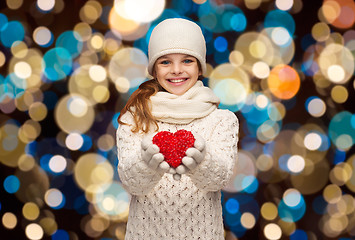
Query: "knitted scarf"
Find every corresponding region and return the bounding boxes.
[150,81,220,124]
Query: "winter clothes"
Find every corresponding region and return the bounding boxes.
[117,82,239,239]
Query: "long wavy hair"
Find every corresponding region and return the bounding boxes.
[117,79,162,133]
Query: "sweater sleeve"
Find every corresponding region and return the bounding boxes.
[187,110,239,192]
[116,112,164,196]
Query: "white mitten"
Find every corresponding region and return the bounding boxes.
[180,132,206,172]
[141,134,170,173]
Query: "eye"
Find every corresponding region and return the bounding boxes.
[159,60,170,65]
[183,59,194,64]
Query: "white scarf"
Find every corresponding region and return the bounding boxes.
[150,81,220,124]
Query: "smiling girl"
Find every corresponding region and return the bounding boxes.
[117,18,239,239]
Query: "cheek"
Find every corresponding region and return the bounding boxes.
[156,75,166,87]
[154,66,166,78]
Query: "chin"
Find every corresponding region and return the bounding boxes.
[166,88,186,95]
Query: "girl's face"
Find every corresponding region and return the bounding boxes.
[153,53,201,95]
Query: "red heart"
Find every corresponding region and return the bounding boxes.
[152,129,195,168]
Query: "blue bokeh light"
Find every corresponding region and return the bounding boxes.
[4,175,20,194]
[333,149,346,164]
[0,13,8,30]
[231,13,247,32]
[40,154,53,172]
[79,134,93,151]
[226,198,240,214]
[278,154,290,172]
[56,31,83,58]
[52,229,69,240]
[199,3,246,33]
[112,112,120,129]
[213,49,230,64]
[278,194,306,222]
[0,21,25,47]
[241,175,258,194]
[1,73,26,100]
[351,114,355,129]
[171,0,194,15]
[264,10,295,35]
[223,194,260,237]
[241,103,269,126]
[290,229,308,240]
[214,36,228,52]
[329,111,355,150]
[42,47,73,81]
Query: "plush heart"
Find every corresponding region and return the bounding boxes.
[152,129,195,168]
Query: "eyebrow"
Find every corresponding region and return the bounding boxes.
[158,54,193,60]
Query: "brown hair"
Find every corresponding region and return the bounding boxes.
[117,79,162,133]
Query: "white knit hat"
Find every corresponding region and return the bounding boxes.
[148,18,207,76]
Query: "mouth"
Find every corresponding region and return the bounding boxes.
[167,78,188,83]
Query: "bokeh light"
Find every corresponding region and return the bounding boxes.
[318,43,354,84]
[0,21,25,47]
[305,96,326,117]
[276,0,294,11]
[74,153,114,191]
[264,223,282,240]
[48,155,67,173]
[33,26,53,47]
[261,202,278,221]
[4,175,20,194]
[42,47,73,81]
[22,202,40,221]
[25,223,44,240]
[45,188,65,209]
[65,132,84,150]
[320,0,355,29]
[2,212,17,229]
[37,0,55,12]
[114,0,165,23]
[267,64,300,100]
[108,47,148,92]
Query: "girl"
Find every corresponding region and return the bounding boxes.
[117,18,239,239]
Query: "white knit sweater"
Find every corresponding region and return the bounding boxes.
[117,109,239,239]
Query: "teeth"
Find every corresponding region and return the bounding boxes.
[169,79,186,83]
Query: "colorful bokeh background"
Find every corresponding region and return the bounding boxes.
[1,0,355,239]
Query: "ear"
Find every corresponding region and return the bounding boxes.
[198,68,203,79]
[196,60,202,76]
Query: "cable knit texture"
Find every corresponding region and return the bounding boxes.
[117,108,239,239]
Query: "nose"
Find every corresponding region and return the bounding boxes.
[171,62,183,74]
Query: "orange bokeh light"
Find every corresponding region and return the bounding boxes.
[322,0,355,29]
[267,64,300,100]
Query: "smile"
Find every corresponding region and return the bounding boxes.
[168,78,188,83]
